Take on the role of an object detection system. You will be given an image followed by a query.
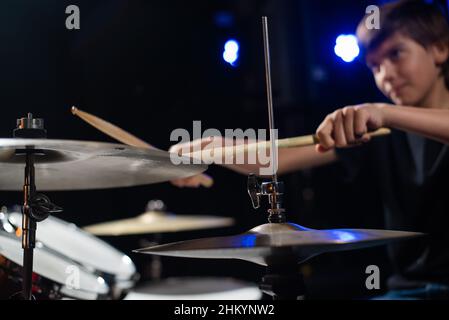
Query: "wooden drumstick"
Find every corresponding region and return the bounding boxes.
[185,128,391,163]
[71,106,214,188]
[278,127,391,148]
[71,106,154,149]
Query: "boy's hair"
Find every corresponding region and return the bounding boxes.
[357,0,449,88]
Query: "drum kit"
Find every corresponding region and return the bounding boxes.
[0,202,237,300]
[0,17,424,300]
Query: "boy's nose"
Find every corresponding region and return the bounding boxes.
[379,61,398,83]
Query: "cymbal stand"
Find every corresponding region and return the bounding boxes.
[11,113,62,300]
[140,200,165,281]
[246,17,306,300]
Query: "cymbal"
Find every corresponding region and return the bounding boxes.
[0,138,207,191]
[83,211,234,236]
[134,223,424,266]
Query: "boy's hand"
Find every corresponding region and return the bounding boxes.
[169,136,219,188]
[315,103,389,153]
[170,174,214,188]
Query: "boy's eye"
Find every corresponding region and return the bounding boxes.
[390,48,403,60]
[368,63,380,73]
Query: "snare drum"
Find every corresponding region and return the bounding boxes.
[0,230,109,300]
[7,208,138,299]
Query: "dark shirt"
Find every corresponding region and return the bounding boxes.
[336,130,449,289]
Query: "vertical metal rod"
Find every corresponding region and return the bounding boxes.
[262,16,278,183]
[22,152,36,300]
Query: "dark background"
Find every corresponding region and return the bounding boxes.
[1,0,446,299]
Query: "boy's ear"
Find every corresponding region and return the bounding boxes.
[431,42,449,65]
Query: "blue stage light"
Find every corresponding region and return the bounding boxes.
[223,39,239,66]
[334,34,360,63]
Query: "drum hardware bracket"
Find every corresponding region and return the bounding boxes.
[28,194,63,222]
[247,174,286,223]
[10,113,63,300]
[14,113,47,139]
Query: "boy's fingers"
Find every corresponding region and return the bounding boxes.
[315,144,330,153]
[171,174,213,188]
[342,107,356,144]
[316,117,335,150]
[170,179,185,188]
[197,174,214,188]
[333,111,348,148]
[361,133,371,143]
[354,108,369,139]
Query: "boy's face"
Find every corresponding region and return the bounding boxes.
[365,32,447,106]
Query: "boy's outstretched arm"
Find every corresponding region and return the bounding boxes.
[316,103,449,153]
[170,137,337,188]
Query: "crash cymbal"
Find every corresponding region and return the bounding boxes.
[134,222,424,266]
[0,138,207,191]
[83,211,234,236]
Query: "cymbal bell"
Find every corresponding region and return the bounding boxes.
[83,210,234,236]
[134,222,424,266]
[0,138,207,190]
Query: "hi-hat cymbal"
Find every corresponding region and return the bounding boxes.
[134,223,424,266]
[0,138,207,191]
[83,211,234,236]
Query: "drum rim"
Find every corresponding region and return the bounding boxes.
[7,208,137,280]
[0,230,110,297]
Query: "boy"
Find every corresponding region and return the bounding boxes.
[171,0,449,299]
